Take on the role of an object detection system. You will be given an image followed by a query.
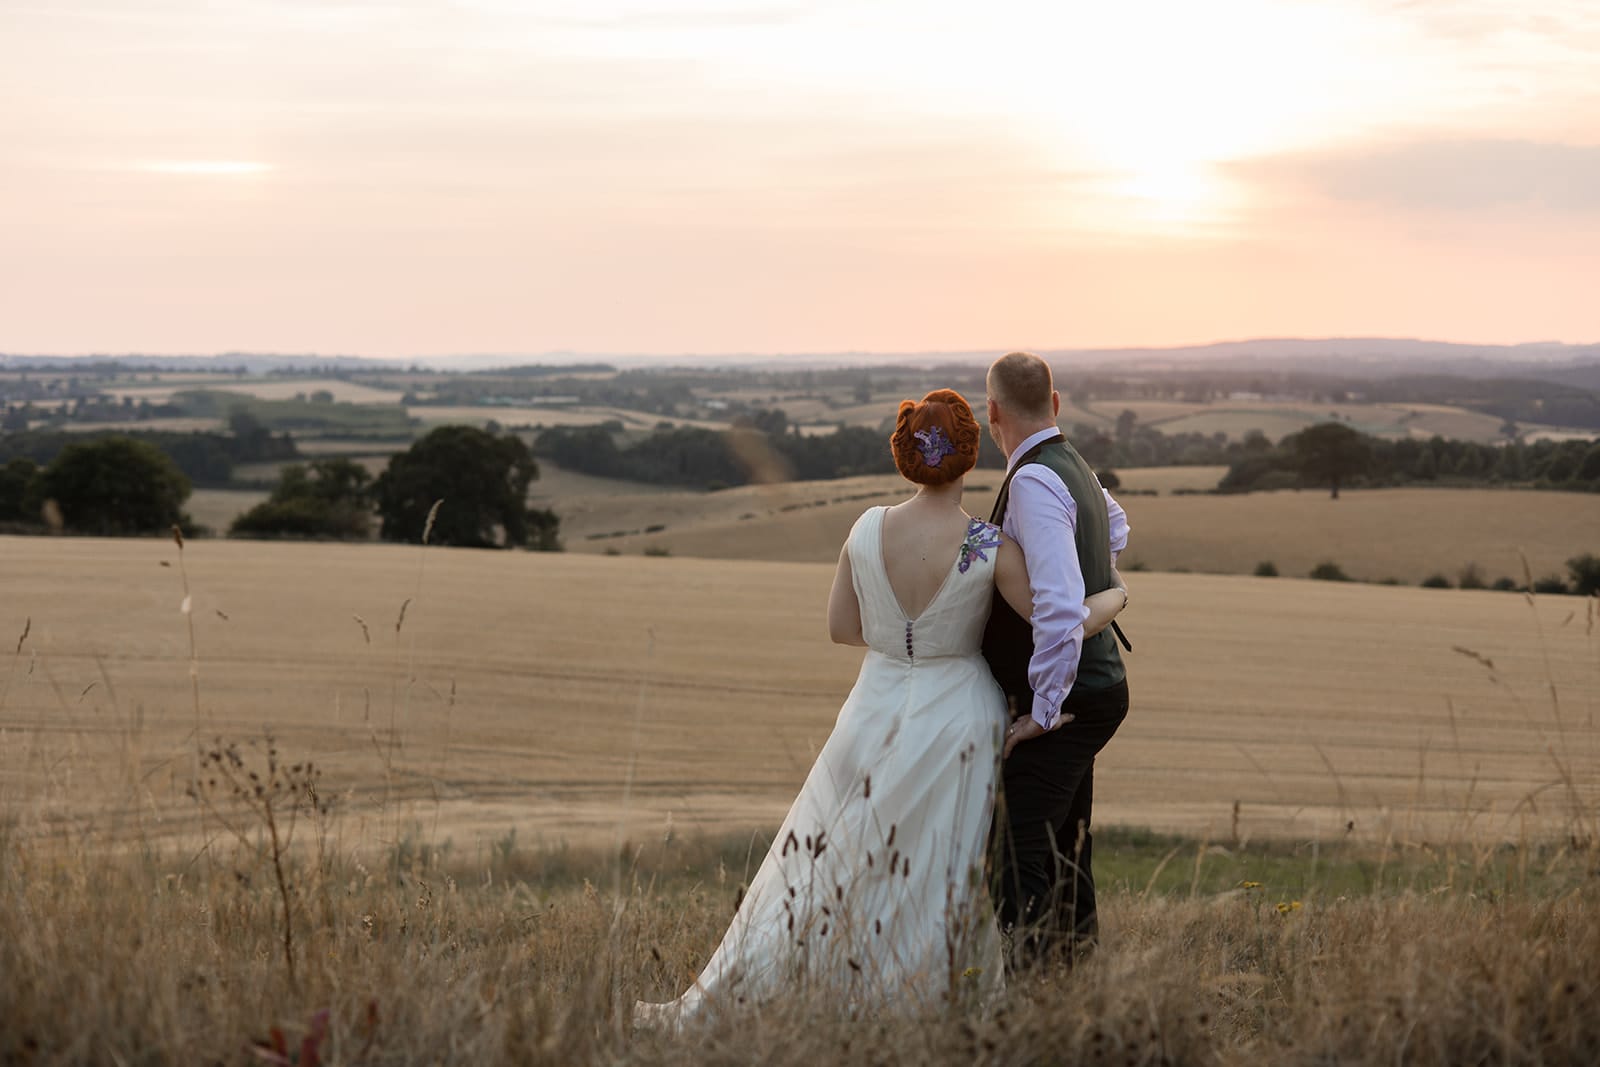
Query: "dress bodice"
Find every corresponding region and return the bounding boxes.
[847,506,1001,661]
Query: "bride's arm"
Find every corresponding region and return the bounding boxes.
[1083,568,1129,638]
[827,544,866,646]
[995,539,1128,637]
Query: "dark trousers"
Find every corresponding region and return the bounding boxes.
[993,679,1129,967]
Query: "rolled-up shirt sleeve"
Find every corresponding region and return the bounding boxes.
[1006,468,1087,730]
[1104,488,1129,563]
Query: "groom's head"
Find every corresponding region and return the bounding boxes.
[986,351,1060,455]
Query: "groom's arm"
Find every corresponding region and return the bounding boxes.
[1007,467,1088,732]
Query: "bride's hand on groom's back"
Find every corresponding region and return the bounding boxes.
[1003,714,1071,759]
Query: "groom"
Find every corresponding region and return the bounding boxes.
[981,350,1130,967]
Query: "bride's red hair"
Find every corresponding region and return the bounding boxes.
[890,388,981,487]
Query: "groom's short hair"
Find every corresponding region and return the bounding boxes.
[988,351,1055,420]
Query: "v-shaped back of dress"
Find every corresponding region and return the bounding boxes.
[848,506,1001,661]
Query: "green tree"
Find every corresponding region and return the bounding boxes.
[1567,553,1600,597]
[0,457,40,523]
[230,458,374,540]
[375,426,554,548]
[1292,422,1371,499]
[1578,443,1600,484]
[38,436,191,535]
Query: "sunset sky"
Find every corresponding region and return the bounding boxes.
[3,0,1597,358]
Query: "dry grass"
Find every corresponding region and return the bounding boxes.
[2,822,1598,1065]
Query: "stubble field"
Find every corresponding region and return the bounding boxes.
[4,535,1594,852]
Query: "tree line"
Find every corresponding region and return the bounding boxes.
[0,425,559,550]
[0,411,298,487]
[1221,424,1600,496]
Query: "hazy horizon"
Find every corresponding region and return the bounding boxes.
[7,335,1599,374]
[4,1,1597,357]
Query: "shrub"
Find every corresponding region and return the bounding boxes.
[1456,562,1487,590]
[643,545,671,557]
[1253,561,1278,577]
[1254,469,1303,492]
[230,459,374,541]
[1566,553,1600,596]
[1491,577,1519,592]
[1421,574,1453,589]
[1532,574,1570,595]
[1309,561,1351,582]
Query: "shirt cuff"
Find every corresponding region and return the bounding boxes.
[1031,690,1066,731]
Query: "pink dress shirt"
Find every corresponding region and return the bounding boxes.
[1000,427,1130,731]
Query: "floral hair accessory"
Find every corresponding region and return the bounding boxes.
[913,425,956,467]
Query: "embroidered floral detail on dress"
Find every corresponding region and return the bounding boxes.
[913,425,956,467]
[957,518,1002,574]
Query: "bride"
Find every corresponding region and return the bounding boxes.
[635,389,1128,1024]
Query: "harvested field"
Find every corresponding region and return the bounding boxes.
[559,480,1600,587]
[2,538,1594,856]
[292,437,414,456]
[54,416,224,434]
[1071,398,1578,444]
[408,405,728,431]
[1113,465,1228,492]
[106,379,408,405]
[187,488,269,532]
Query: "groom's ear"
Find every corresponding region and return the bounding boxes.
[1051,391,1061,418]
[987,397,1000,425]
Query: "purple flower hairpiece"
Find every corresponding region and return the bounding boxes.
[913,425,956,467]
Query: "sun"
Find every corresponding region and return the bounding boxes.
[987,0,1371,235]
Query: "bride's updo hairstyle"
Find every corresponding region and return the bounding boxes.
[890,388,981,487]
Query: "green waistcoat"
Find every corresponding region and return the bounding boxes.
[982,436,1126,700]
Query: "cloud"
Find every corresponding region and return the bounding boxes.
[1238,139,1600,213]
[135,160,274,176]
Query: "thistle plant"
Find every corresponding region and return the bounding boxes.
[187,733,332,987]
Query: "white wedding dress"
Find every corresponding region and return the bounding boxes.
[635,506,1009,1024]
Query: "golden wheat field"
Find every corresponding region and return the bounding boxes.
[3,535,1595,855]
